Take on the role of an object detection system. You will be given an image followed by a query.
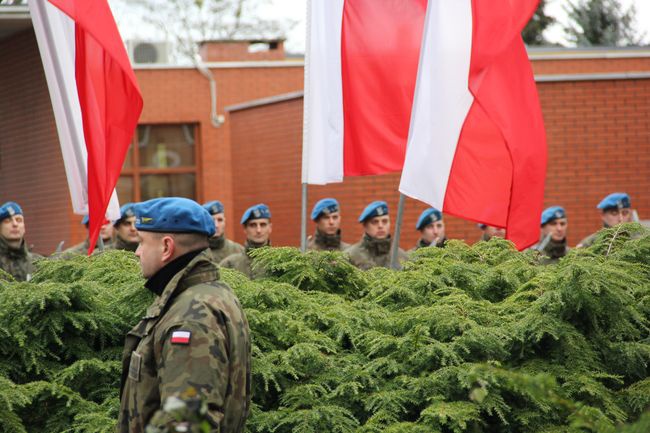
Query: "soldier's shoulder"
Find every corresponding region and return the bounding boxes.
[163,280,245,326]
[577,232,598,248]
[344,241,362,254]
[220,252,244,267]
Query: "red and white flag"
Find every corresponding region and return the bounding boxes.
[29,0,143,254]
[302,0,547,250]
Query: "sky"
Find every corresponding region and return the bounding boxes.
[112,0,650,56]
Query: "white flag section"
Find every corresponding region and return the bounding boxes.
[29,0,120,221]
[399,0,474,209]
[301,0,345,185]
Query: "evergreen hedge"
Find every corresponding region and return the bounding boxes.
[0,223,648,432]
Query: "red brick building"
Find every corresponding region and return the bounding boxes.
[1,6,648,253]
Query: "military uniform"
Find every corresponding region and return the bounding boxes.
[535,238,569,265]
[0,237,40,281]
[208,235,245,263]
[578,193,632,248]
[119,250,251,433]
[59,237,114,258]
[220,240,268,279]
[0,202,41,281]
[119,197,251,433]
[306,230,350,251]
[113,235,138,252]
[345,234,408,270]
[410,237,447,252]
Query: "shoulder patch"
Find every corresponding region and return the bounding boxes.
[170,330,191,345]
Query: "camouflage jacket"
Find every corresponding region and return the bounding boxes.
[306,230,350,252]
[577,231,599,248]
[207,235,245,263]
[58,237,114,258]
[409,237,447,252]
[119,249,251,433]
[345,234,408,271]
[219,240,268,280]
[0,236,40,281]
[113,235,139,253]
[533,237,570,265]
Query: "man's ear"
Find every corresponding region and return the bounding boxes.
[268,222,272,234]
[161,235,176,262]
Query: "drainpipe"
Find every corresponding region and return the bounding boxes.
[194,54,224,128]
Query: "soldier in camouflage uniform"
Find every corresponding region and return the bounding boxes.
[119,197,251,433]
[477,224,506,242]
[0,202,41,281]
[59,215,115,257]
[113,203,139,252]
[220,204,271,279]
[410,207,447,252]
[578,192,633,248]
[306,198,350,251]
[345,201,407,270]
[531,206,570,265]
[202,200,244,262]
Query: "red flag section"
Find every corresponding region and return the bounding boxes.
[443,0,547,249]
[47,0,143,254]
[341,0,427,176]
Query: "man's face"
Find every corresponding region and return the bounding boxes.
[601,208,631,227]
[100,221,114,241]
[316,212,341,236]
[1,215,25,242]
[244,218,272,244]
[116,216,139,242]
[421,220,445,245]
[364,215,390,239]
[542,218,568,242]
[135,231,166,279]
[212,213,226,237]
[484,226,506,239]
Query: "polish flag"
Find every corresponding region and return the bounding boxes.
[302,0,547,250]
[29,0,143,254]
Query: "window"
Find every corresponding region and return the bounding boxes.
[118,124,199,203]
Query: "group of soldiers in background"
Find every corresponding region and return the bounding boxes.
[0,191,640,281]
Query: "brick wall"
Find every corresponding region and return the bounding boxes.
[0,29,79,255]
[227,76,650,249]
[199,40,285,62]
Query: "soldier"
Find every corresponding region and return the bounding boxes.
[202,200,244,262]
[411,207,447,251]
[478,224,506,242]
[113,203,139,252]
[306,198,350,251]
[220,204,271,279]
[532,206,569,264]
[60,215,115,256]
[119,197,251,433]
[578,192,633,248]
[345,201,407,270]
[0,201,41,281]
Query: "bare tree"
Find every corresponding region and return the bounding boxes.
[112,0,293,63]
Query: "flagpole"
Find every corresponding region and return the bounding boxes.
[300,183,308,252]
[390,193,406,269]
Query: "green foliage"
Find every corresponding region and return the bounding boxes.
[0,227,649,432]
[523,0,556,45]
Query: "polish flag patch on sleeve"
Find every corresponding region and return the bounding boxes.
[170,330,191,345]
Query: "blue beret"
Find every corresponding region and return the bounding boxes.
[0,201,23,221]
[114,203,137,226]
[541,206,566,226]
[416,207,443,230]
[203,200,225,215]
[241,203,271,225]
[134,197,215,236]
[359,201,389,223]
[311,198,339,221]
[597,192,630,211]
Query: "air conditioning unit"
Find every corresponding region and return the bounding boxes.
[127,41,170,65]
